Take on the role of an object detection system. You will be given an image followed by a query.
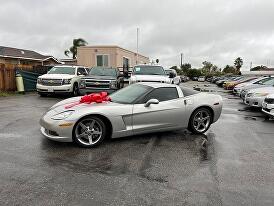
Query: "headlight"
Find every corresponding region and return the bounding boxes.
[51,110,74,120]
[110,80,117,89]
[37,78,42,84]
[63,79,72,85]
[80,80,86,88]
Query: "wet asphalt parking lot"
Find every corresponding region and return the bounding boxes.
[0,81,274,206]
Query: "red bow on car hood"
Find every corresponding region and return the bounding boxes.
[65,92,111,109]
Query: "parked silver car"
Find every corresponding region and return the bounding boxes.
[240,77,274,100]
[262,94,274,118]
[40,83,223,147]
[244,86,274,107]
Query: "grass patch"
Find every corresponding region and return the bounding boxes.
[0,91,21,97]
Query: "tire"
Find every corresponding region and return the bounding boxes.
[72,83,79,96]
[188,107,212,134]
[38,92,47,97]
[73,116,107,148]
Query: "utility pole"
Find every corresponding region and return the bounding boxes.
[136,28,139,65]
[180,53,183,68]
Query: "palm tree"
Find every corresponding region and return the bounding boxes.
[64,38,88,59]
[234,57,243,73]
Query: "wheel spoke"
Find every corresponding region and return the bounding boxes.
[88,136,93,144]
[93,131,102,135]
[77,132,86,138]
[202,116,210,121]
[79,122,87,130]
[90,120,95,129]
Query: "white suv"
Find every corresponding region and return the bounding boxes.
[130,65,171,84]
[36,65,89,96]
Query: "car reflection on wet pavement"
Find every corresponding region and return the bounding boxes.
[0,82,274,205]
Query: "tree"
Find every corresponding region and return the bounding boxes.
[223,65,236,73]
[234,57,243,72]
[250,65,268,71]
[170,66,182,75]
[186,68,202,78]
[64,38,88,59]
[180,63,191,74]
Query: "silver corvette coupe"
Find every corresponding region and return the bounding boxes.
[40,83,223,147]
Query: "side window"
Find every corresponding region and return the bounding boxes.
[143,87,179,103]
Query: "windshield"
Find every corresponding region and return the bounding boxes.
[263,78,274,86]
[89,68,117,76]
[109,84,152,104]
[132,66,165,75]
[48,67,75,75]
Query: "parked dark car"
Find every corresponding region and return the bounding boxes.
[79,67,124,95]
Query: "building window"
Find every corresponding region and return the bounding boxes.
[123,57,130,69]
[96,55,109,67]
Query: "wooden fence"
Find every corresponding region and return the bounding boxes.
[0,64,33,91]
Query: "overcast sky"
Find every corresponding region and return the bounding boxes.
[1,0,274,70]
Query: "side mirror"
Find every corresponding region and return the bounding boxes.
[144,99,159,107]
[169,72,175,78]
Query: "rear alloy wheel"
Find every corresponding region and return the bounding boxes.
[72,83,79,96]
[74,117,106,148]
[189,108,212,134]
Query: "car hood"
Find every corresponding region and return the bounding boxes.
[247,86,274,94]
[242,84,270,91]
[131,75,170,81]
[235,82,252,88]
[83,75,116,80]
[49,96,121,114]
[39,74,75,79]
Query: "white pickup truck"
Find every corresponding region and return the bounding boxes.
[36,65,89,96]
[129,65,172,84]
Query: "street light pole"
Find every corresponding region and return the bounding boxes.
[136,28,139,65]
[180,53,183,68]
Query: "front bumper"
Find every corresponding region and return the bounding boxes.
[79,88,117,95]
[40,113,74,142]
[244,96,264,107]
[37,83,72,93]
[262,102,274,117]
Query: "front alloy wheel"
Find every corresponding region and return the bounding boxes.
[189,108,212,134]
[74,117,106,147]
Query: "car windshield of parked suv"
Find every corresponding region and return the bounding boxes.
[132,66,165,75]
[89,67,117,76]
[48,67,75,75]
[109,84,151,104]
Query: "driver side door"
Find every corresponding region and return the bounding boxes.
[132,87,185,135]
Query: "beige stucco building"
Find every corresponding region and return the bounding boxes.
[77,45,149,69]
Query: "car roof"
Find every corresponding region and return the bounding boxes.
[54,65,87,68]
[136,82,176,88]
[134,64,163,67]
